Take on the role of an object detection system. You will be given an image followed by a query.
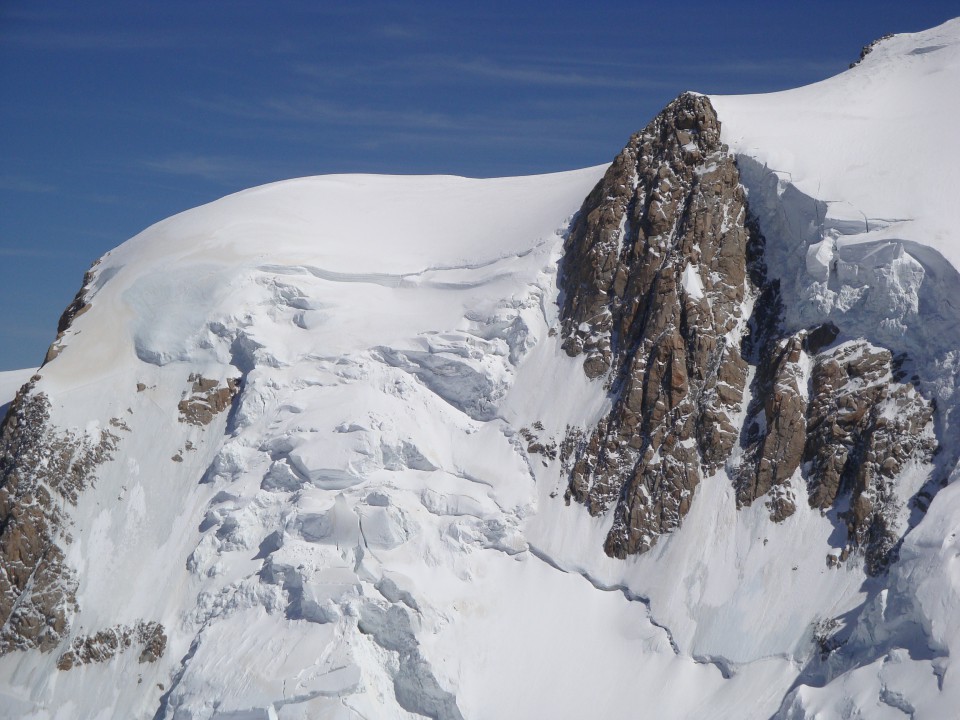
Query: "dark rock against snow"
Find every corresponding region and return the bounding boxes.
[734,332,807,523]
[178,374,240,426]
[804,341,936,574]
[560,93,752,557]
[735,329,937,574]
[42,265,97,365]
[56,620,167,670]
[558,93,938,571]
[0,379,119,655]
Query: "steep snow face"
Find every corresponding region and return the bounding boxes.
[712,18,960,268]
[1,162,817,719]
[711,20,960,425]
[6,168,695,720]
[708,18,960,719]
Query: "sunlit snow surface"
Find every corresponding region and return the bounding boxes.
[707,18,960,719]
[0,368,36,410]
[3,19,960,720]
[712,20,960,266]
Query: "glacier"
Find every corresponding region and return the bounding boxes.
[1,17,960,720]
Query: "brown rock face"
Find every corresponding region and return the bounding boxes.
[735,331,807,522]
[804,341,936,574]
[559,95,939,571]
[0,380,119,655]
[735,326,937,574]
[42,266,97,365]
[56,620,167,670]
[560,93,752,557]
[178,374,240,426]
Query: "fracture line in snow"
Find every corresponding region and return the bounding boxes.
[526,543,680,654]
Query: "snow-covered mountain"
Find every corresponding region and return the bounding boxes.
[2,18,960,719]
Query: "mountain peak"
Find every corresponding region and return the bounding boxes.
[3,18,960,720]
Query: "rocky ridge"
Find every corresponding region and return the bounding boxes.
[561,92,752,557]
[42,265,96,365]
[560,93,939,569]
[0,380,118,655]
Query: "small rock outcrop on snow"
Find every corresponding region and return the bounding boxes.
[41,266,96,365]
[56,620,166,670]
[178,374,241,427]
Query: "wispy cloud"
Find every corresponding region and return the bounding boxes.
[75,191,122,205]
[290,53,676,91]
[4,28,181,51]
[448,58,672,90]
[376,23,422,40]
[0,246,80,259]
[141,154,270,184]
[0,176,56,194]
[686,58,842,79]
[188,94,461,133]
[269,97,455,130]
[448,55,842,92]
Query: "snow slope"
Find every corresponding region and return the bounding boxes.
[712,18,960,266]
[711,19,960,398]
[0,368,36,409]
[2,17,960,720]
[708,18,960,719]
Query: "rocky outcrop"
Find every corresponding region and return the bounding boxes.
[805,341,936,574]
[0,380,118,655]
[734,332,807,521]
[42,265,97,365]
[734,325,937,574]
[56,620,167,670]
[849,33,894,68]
[519,423,558,461]
[560,93,752,557]
[560,94,939,570]
[178,374,240,426]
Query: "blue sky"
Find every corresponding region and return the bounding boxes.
[1,1,957,370]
